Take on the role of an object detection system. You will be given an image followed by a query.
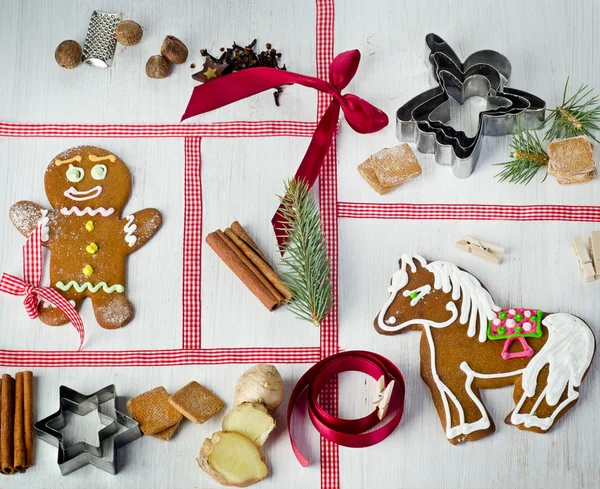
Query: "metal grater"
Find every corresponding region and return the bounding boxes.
[82,11,121,68]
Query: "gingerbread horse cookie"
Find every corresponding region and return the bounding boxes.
[9,146,162,329]
[374,254,595,445]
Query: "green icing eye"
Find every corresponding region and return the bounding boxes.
[499,312,507,320]
[91,164,107,180]
[498,326,506,335]
[514,313,524,322]
[66,164,84,183]
[410,292,419,299]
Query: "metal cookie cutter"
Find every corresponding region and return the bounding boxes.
[396,33,546,178]
[82,11,121,68]
[35,385,142,475]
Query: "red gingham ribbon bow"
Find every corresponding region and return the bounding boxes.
[181,50,389,248]
[0,226,85,349]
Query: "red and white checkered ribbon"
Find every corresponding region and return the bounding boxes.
[0,226,85,349]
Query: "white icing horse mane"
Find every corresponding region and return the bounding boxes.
[384,253,500,342]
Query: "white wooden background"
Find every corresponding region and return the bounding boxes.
[0,0,599,488]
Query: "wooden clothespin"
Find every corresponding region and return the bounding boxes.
[372,376,395,420]
[456,236,504,264]
[589,231,600,278]
[572,235,595,282]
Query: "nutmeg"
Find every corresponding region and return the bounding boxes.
[55,40,82,69]
[115,20,143,46]
[160,35,188,64]
[145,55,170,79]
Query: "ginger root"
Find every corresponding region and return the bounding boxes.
[233,364,284,413]
[222,402,275,447]
[197,365,283,486]
[198,431,268,487]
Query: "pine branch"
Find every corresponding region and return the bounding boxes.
[494,118,549,185]
[277,178,332,327]
[544,77,600,143]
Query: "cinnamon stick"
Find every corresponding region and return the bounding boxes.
[225,227,292,302]
[206,232,281,311]
[216,230,284,305]
[23,371,33,469]
[13,372,25,473]
[231,221,269,263]
[1,374,14,474]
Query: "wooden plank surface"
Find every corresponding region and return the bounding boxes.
[0,0,599,488]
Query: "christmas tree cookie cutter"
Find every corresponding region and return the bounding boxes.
[34,385,142,475]
[396,33,546,178]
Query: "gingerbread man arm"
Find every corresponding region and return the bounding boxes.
[120,208,163,254]
[9,200,58,248]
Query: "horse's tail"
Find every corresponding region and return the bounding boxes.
[521,313,595,405]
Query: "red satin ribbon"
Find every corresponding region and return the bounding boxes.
[0,226,85,349]
[287,350,405,466]
[181,50,389,247]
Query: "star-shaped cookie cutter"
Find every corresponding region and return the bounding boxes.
[34,385,142,475]
[396,33,546,178]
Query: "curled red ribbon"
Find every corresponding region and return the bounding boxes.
[287,350,405,466]
[0,226,85,349]
[181,50,389,246]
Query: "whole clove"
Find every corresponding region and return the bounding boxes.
[193,40,287,106]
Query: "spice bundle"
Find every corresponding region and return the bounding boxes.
[206,222,291,311]
[1,371,34,475]
[495,79,600,184]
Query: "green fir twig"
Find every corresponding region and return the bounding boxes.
[544,77,600,144]
[494,118,549,185]
[277,178,332,327]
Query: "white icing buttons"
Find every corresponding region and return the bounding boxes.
[124,215,138,247]
[39,209,50,242]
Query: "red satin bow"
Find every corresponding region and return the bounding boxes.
[0,226,85,349]
[181,50,389,246]
[287,350,405,466]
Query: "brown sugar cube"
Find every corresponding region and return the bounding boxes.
[555,168,598,185]
[168,381,224,424]
[548,136,596,180]
[126,386,183,435]
[150,419,181,441]
[358,159,399,195]
[369,144,422,187]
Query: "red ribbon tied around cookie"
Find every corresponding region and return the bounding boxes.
[0,226,85,349]
[180,50,389,247]
[287,350,405,466]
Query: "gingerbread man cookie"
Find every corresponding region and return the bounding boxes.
[9,146,162,329]
[374,254,595,445]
